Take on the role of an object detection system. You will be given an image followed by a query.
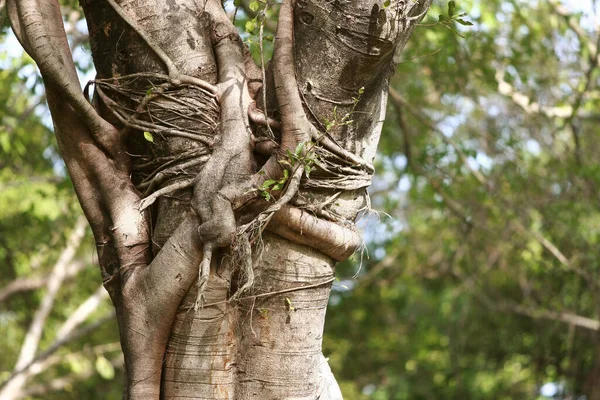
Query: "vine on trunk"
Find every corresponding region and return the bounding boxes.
[7,0,433,397]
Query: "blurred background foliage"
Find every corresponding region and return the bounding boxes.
[1,0,599,399]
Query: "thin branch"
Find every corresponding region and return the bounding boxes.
[389,86,600,331]
[9,0,119,154]
[389,88,488,186]
[56,285,109,341]
[563,35,600,165]
[453,267,600,332]
[104,0,218,93]
[500,302,600,332]
[388,88,472,224]
[19,353,123,399]
[23,342,121,386]
[0,217,87,400]
[549,0,599,64]
[514,222,600,290]
[495,68,599,120]
[0,259,86,303]
[0,313,116,391]
[390,87,597,290]
[239,0,278,32]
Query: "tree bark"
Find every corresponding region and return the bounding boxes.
[7,0,432,398]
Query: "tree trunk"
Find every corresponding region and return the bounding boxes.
[7,0,431,398]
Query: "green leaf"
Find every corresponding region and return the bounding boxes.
[143,131,154,143]
[245,19,257,33]
[0,133,11,151]
[358,86,365,95]
[278,159,293,168]
[249,1,260,12]
[96,356,115,380]
[285,297,295,311]
[283,169,289,179]
[295,141,306,156]
[383,0,391,8]
[261,179,277,189]
[304,165,313,177]
[448,1,456,17]
[261,191,271,201]
[272,183,284,191]
[455,18,473,26]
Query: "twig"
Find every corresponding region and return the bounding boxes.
[0,260,86,303]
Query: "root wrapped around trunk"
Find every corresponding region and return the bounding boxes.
[9,0,432,397]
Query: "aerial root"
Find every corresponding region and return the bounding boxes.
[230,233,254,301]
[138,178,195,211]
[195,242,214,310]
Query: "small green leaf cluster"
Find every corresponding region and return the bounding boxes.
[242,0,274,43]
[260,168,289,201]
[322,87,364,132]
[437,1,473,38]
[281,141,318,178]
[259,141,317,201]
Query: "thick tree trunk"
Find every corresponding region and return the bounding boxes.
[7,0,431,398]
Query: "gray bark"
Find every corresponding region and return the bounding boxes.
[7,0,432,398]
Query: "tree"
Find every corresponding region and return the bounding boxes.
[2,0,432,398]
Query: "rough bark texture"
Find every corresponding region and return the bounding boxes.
[7,0,432,398]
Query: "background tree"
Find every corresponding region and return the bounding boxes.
[326,1,600,399]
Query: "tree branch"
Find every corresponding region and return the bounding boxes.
[238,0,278,33]
[495,68,600,120]
[549,0,599,65]
[55,285,110,341]
[453,263,600,332]
[0,313,116,392]
[0,217,87,400]
[19,353,123,399]
[501,302,600,332]
[0,259,86,303]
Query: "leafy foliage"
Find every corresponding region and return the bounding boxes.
[325,1,600,399]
